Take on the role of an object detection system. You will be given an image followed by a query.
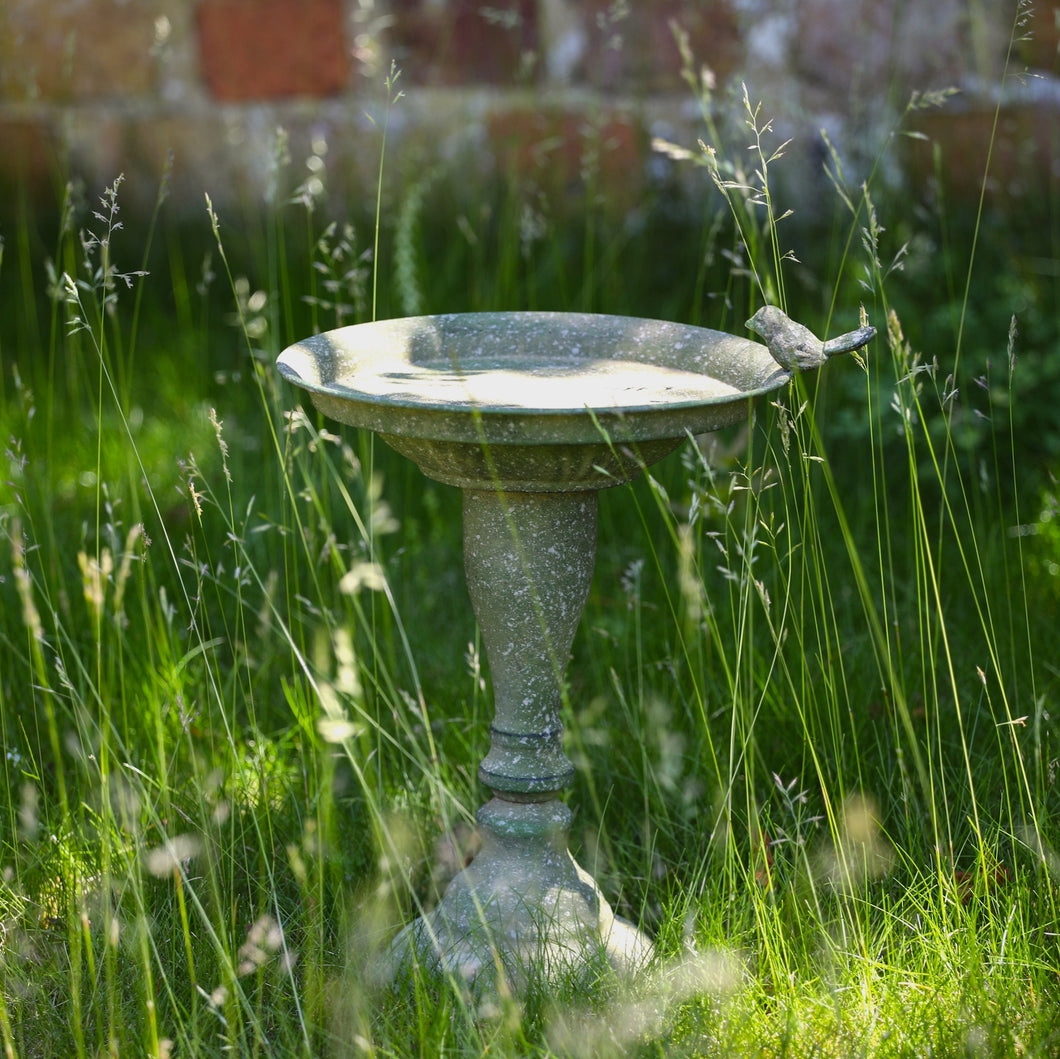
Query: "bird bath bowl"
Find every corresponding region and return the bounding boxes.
[277,309,873,996]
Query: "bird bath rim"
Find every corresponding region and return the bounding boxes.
[275,310,793,449]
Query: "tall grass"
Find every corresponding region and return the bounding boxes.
[2,10,1059,1056]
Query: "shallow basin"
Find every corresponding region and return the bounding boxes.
[276,311,789,490]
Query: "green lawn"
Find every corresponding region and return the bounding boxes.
[1,67,1058,1058]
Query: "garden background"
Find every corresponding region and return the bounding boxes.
[1,1,1060,1056]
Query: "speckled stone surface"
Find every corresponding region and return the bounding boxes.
[388,798,651,996]
[276,311,789,490]
[277,312,784,423]
[279,309,797,491]
[382,486,653,994]
[464,488,594,797]
[276,309,874,997]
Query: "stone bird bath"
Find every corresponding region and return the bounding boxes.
[277,309,873,996]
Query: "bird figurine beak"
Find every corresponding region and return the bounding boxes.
[746,305,876,375]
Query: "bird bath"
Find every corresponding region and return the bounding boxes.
[277,309,873,996]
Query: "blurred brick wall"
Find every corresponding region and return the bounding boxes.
[0,0,1055,220]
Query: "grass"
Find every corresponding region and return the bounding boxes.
[2,15,1060,1057]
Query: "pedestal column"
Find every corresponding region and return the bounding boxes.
[464,488,594,800]
[390,488,650,995]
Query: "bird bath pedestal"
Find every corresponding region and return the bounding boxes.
[277,309,873,996]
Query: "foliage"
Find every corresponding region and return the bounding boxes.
[1,14,1059,1056]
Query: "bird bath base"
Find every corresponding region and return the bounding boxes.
[276,311,874,998]
[389,799,650,996]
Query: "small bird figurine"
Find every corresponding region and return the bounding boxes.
[747,305,876,374]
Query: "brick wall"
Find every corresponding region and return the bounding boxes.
[0,1,1056,221]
